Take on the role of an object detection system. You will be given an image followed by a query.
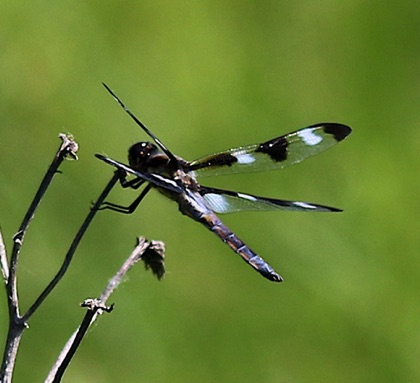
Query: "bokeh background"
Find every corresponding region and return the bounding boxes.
[0,1,418,382]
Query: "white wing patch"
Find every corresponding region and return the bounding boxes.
[235,153,256,164]
[293,201,317,209]
[237,193,257,202]
[203,193,231,213]
[297,128,323,146]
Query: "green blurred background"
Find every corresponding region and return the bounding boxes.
[0,1,418,382]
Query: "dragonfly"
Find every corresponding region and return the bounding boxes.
[96,83,352,282]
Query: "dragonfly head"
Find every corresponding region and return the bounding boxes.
[128,142,160,170]
[128,141,173,174]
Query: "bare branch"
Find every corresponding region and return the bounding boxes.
[0,228,8,283]
[0,324,25,383]
[99,236,154,301]
[46,300,113,383]
[1,134,78,383]
[7,134,79,314]
[22,172,120,323]
[46,237,165,383]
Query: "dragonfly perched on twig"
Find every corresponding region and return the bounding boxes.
[96,84,351,282]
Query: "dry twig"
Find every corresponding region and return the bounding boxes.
[46,237,165,382]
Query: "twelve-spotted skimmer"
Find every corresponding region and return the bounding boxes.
[96,84,351,282]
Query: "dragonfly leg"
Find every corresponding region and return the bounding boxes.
[98,183,153,214]
[115,169,145,190]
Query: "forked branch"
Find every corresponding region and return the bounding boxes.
[1,134,79,383]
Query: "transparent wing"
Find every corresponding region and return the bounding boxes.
[200,186,342,214]
[188,123,351,177]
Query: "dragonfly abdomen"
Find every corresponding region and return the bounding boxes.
[206,216,283,282]
[178,187,283,282]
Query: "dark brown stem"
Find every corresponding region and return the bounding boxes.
[7,135,78,312]
[21,172,119,323]
[1,134,78,383]
[48,299,114,383]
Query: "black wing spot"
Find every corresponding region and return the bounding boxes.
[256,136,288,162]
[190,153,238,171]
[323,123,352,142]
